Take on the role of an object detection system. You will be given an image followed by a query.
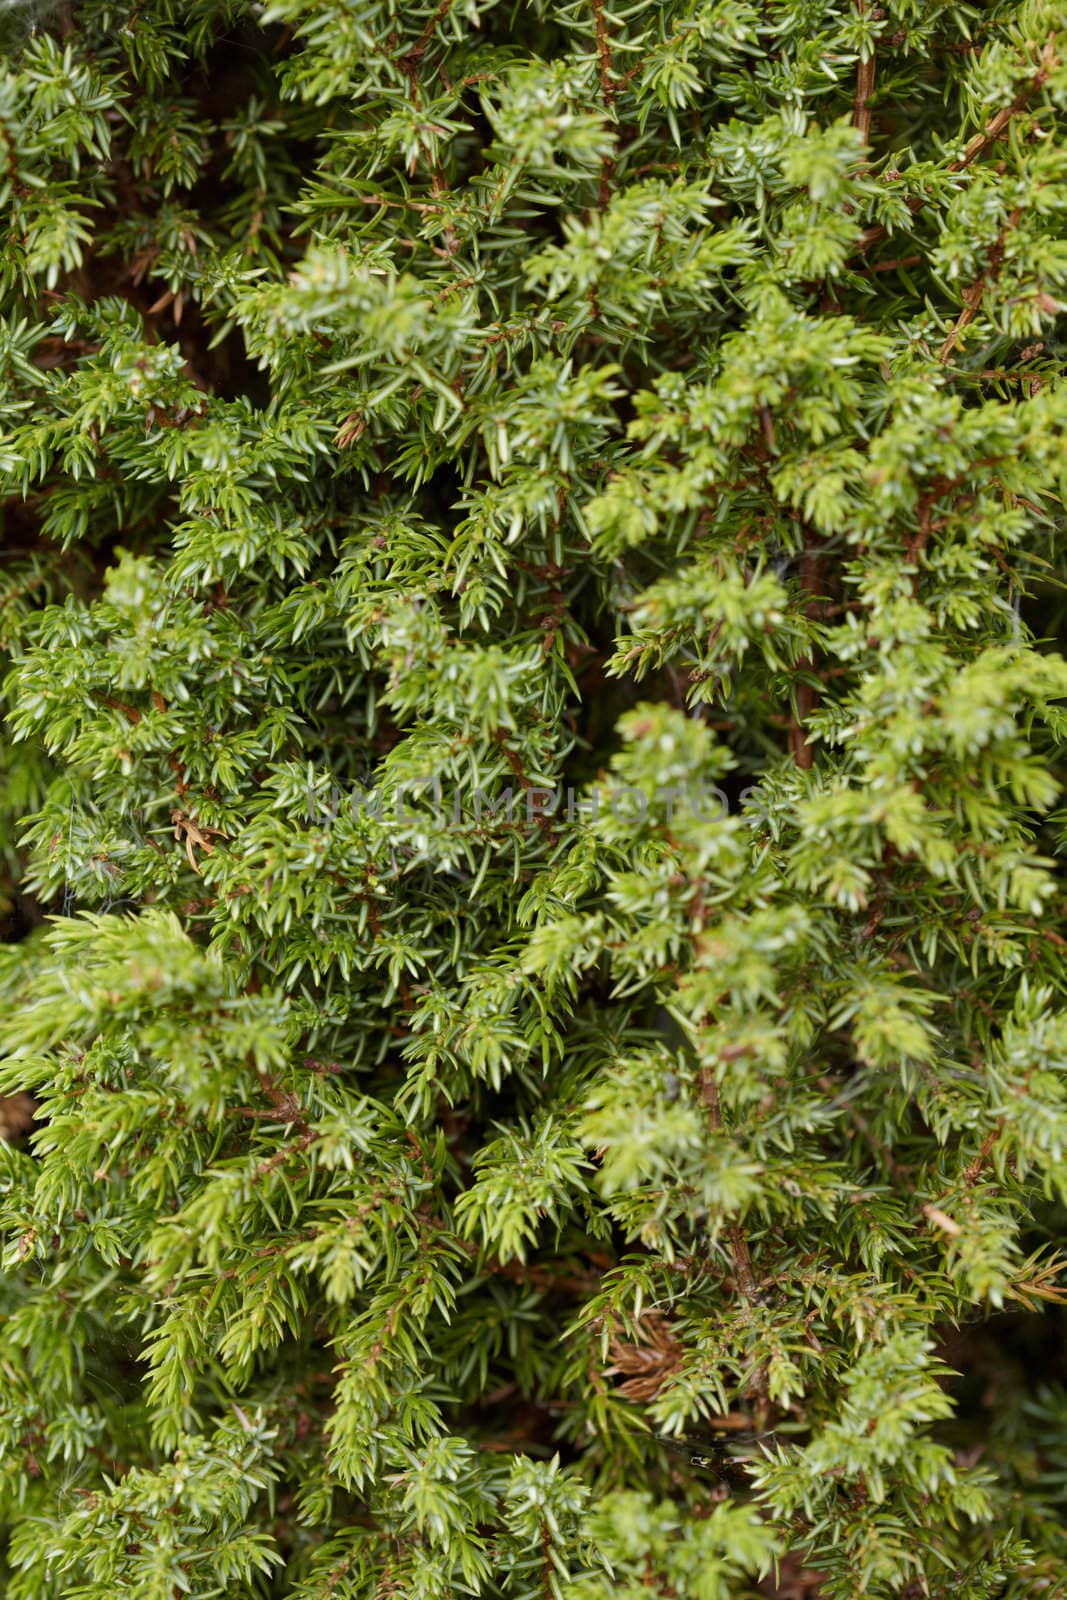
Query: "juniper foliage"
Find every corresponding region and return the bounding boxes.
[2,1,1067,1596]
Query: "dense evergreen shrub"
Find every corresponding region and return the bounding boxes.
[2,0,1067,1595]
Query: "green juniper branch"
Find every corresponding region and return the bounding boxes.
[0,2,1066,1599]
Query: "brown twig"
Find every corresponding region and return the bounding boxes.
[540,1520,554,1600]
[344,192,447,215]
[904,488,936,585]
[963,1118,1005,1185]
[855,36,1057,259]
[256,1070,310,1133]
[589,0,618,207]
[493,729,559,838]
[949,38,1057,173]
[252,1129,318,1184]
[590,0,617,107]
[937,206,1022,364]
[97,693,142,724]
[852,1,876,148]
[724,1222,761,1303]
[701,1068,765,1339]
[409,0,454,61]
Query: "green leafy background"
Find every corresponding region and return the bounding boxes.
[1,0,1067,1595]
